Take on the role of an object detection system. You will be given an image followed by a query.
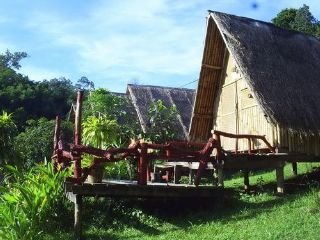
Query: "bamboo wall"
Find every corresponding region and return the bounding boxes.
[214,56,275,151]
[214,55,320,156]
[278,128,320,155]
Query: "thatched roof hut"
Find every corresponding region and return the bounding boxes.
[127,84,195,140]
[190,11,320,154]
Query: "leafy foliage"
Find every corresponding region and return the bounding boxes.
[145,100,179,143]
[82,116,119,149]
[0,50,76,129]
[0,163,70,239]
[0,50,28,70]
[75,76,95,91]
[272,4,320,37]
[83,88,141,146]
[15,118,73,169]
[0,111,17,165]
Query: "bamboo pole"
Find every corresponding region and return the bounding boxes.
[74,91,84,179]
[53,115,61,170]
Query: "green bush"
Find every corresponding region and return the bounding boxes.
[0,163,69,239]
[0,111,17,166]
[15,118,73,169]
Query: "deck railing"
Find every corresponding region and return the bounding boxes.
[212,130,275,154]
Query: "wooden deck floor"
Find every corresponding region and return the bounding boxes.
[65,180,221,199]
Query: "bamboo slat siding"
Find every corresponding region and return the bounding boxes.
[190,16,227,142]
[214,58,274,151]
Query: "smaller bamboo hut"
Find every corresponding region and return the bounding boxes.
[190,11,320,155]
[127,84,195,141]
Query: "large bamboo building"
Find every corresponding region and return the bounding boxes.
[189,11,320,155]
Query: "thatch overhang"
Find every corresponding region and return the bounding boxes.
[190,11,320,141]
[127,84,195,140]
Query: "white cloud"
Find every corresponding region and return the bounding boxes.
[18,65,68,81]
[23,0,204,81]
[7,0,320,91]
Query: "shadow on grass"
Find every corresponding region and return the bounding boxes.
[79,168,320,239]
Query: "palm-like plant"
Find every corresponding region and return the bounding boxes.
[0,111,17,165]
[82,115,119,149]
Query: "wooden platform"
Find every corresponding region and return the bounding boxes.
[65,180,221,200]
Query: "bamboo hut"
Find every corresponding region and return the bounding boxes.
[127,84,195,141]
[190,11,320,155]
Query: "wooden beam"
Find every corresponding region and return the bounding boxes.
[193,113,213,119]
[202,63,222,70]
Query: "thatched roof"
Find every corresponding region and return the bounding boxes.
[127,84,195,140]
[190,11,320,141]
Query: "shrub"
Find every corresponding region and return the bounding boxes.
[14,118,73,169]
[0,163,69,239]
[0,111,17,166]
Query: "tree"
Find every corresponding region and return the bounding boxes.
[291,4,318,35]
[0,111,17,165]
[272,4,320,37]
[14,118,73,169]
[0,50,76,129]
[0,50,28,70]
[36,77,75,120]
[75,76,94,91]
[145,100,179,143]
[272,8,297,30]
[83,88,141,146]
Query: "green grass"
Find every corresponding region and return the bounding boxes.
[44,163,320,240]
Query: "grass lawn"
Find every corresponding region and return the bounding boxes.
[46,162,320,240]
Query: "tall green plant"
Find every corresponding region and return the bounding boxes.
[83,88,141,146]
[82,115,119,149]
[145,100,179,143]
[0,111,17,165]
[14,118,73,169]
[0,163,69,239]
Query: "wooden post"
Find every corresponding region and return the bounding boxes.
[74,91,84,179]
[292,162,298,176]
[53,115,61,153]
[174,164,182,184]
[276,166,284,194]
[53,115,61,170]
[243,170,250,191]
[74,195,82,240]
[212,133,224,187]
[138,143,148,185]
[189,168,193,184]
[217,166,224,187]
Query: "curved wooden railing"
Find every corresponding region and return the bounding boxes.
[212,130,275,154]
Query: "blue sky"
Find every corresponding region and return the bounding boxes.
[0,0,319,92]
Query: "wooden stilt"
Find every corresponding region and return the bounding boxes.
[74,194,82,240]
[292,162,298,176]
[138,143,148,185]
[189,168,193,184]
[243,170,250,191]
[174,165,182,184]
[276,166,284,194]
[217,167,224,187]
